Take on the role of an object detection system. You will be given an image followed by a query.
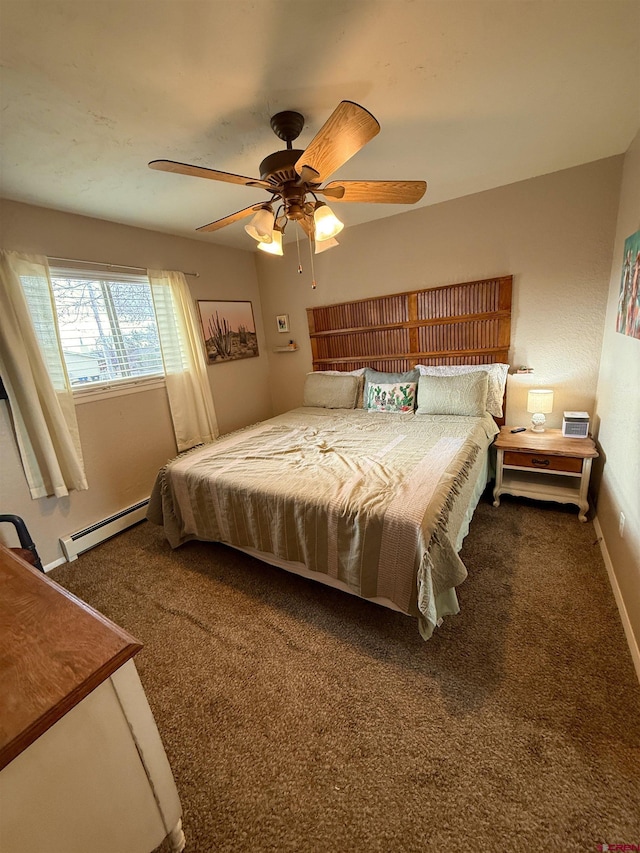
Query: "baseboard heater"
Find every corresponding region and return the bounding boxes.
[59,499,149,562]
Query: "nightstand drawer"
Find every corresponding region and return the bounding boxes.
[503,451,583,473]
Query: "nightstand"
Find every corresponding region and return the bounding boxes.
[492,427,598,522]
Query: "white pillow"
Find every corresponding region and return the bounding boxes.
[314,369,366,406]
[416,371,489,417]
[318,368,367,376]
[303,373,360,409]
[315,368,366,375]
[415,363,508,418]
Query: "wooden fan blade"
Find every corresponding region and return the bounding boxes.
[317,185,345,199]
[295,101,380,184]
[322,180,427,204]
[149,160,272,190]
[196,205,263,233]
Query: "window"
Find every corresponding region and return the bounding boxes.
[47,266,164,390]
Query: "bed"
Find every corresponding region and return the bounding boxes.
[148,276,512,640]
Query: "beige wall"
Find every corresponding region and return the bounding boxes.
[258,157,622,428]
[593,130,640,655]
[0,200,273,566]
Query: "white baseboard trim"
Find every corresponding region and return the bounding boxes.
[44,556,68,574]
[59,499,149,562]
[593,515,640,685]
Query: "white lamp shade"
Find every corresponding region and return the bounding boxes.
[257,229,283,255]
[245,207,275,243]
[527,389,554,414]
[314,237,339,254]
[313,204,344,241]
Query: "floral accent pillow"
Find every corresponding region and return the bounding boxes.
[363,368,419,410]
[365,382,417,413]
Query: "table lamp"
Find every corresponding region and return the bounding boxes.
[527,389,554,432]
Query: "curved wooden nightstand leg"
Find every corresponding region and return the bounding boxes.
[168,818,186,852]
[493,448,504,508]
[577,459,593,523]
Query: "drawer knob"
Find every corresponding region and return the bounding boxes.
[531,457,549,467]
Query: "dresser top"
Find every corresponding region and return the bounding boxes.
[0,544,142,770]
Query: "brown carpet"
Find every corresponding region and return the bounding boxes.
[50,493,640,853]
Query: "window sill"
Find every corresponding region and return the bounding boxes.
[73,376,166,405]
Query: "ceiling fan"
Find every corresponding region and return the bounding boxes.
[149,101,427,254]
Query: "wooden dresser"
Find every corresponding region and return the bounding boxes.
[0,544,186,853]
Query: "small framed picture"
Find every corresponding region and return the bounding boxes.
[276,314,289,333]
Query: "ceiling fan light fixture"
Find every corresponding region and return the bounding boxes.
[244,206,275,243]
[314,236,339,254]
[257,227,284,256]
[313,202,344,242]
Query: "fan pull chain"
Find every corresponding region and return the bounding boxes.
[308,235,317,290]
[295,228,303,275]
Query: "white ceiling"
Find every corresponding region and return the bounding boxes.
[1,0,639,251]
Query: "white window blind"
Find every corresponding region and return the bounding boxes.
[48,265,164,388]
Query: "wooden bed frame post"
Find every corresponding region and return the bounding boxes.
[408,291,419,367]
[498,276,512,355]
[307,307,319,365]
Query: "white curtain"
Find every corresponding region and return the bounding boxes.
[148,269,218,451]
[0,250,88,498]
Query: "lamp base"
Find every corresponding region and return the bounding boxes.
[530,412,546,432]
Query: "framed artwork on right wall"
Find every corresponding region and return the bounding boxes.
[616,229,640,341]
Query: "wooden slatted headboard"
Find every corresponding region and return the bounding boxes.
[306,275,512,421]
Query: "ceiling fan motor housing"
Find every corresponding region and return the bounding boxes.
[259,149,305,185]
[261,114,316,222]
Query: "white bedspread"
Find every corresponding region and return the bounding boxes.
[148,408,498,639]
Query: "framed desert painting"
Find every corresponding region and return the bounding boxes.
[197,300,259,364]
[616,229,640,341]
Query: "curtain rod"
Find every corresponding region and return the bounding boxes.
[46,255,200,278]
